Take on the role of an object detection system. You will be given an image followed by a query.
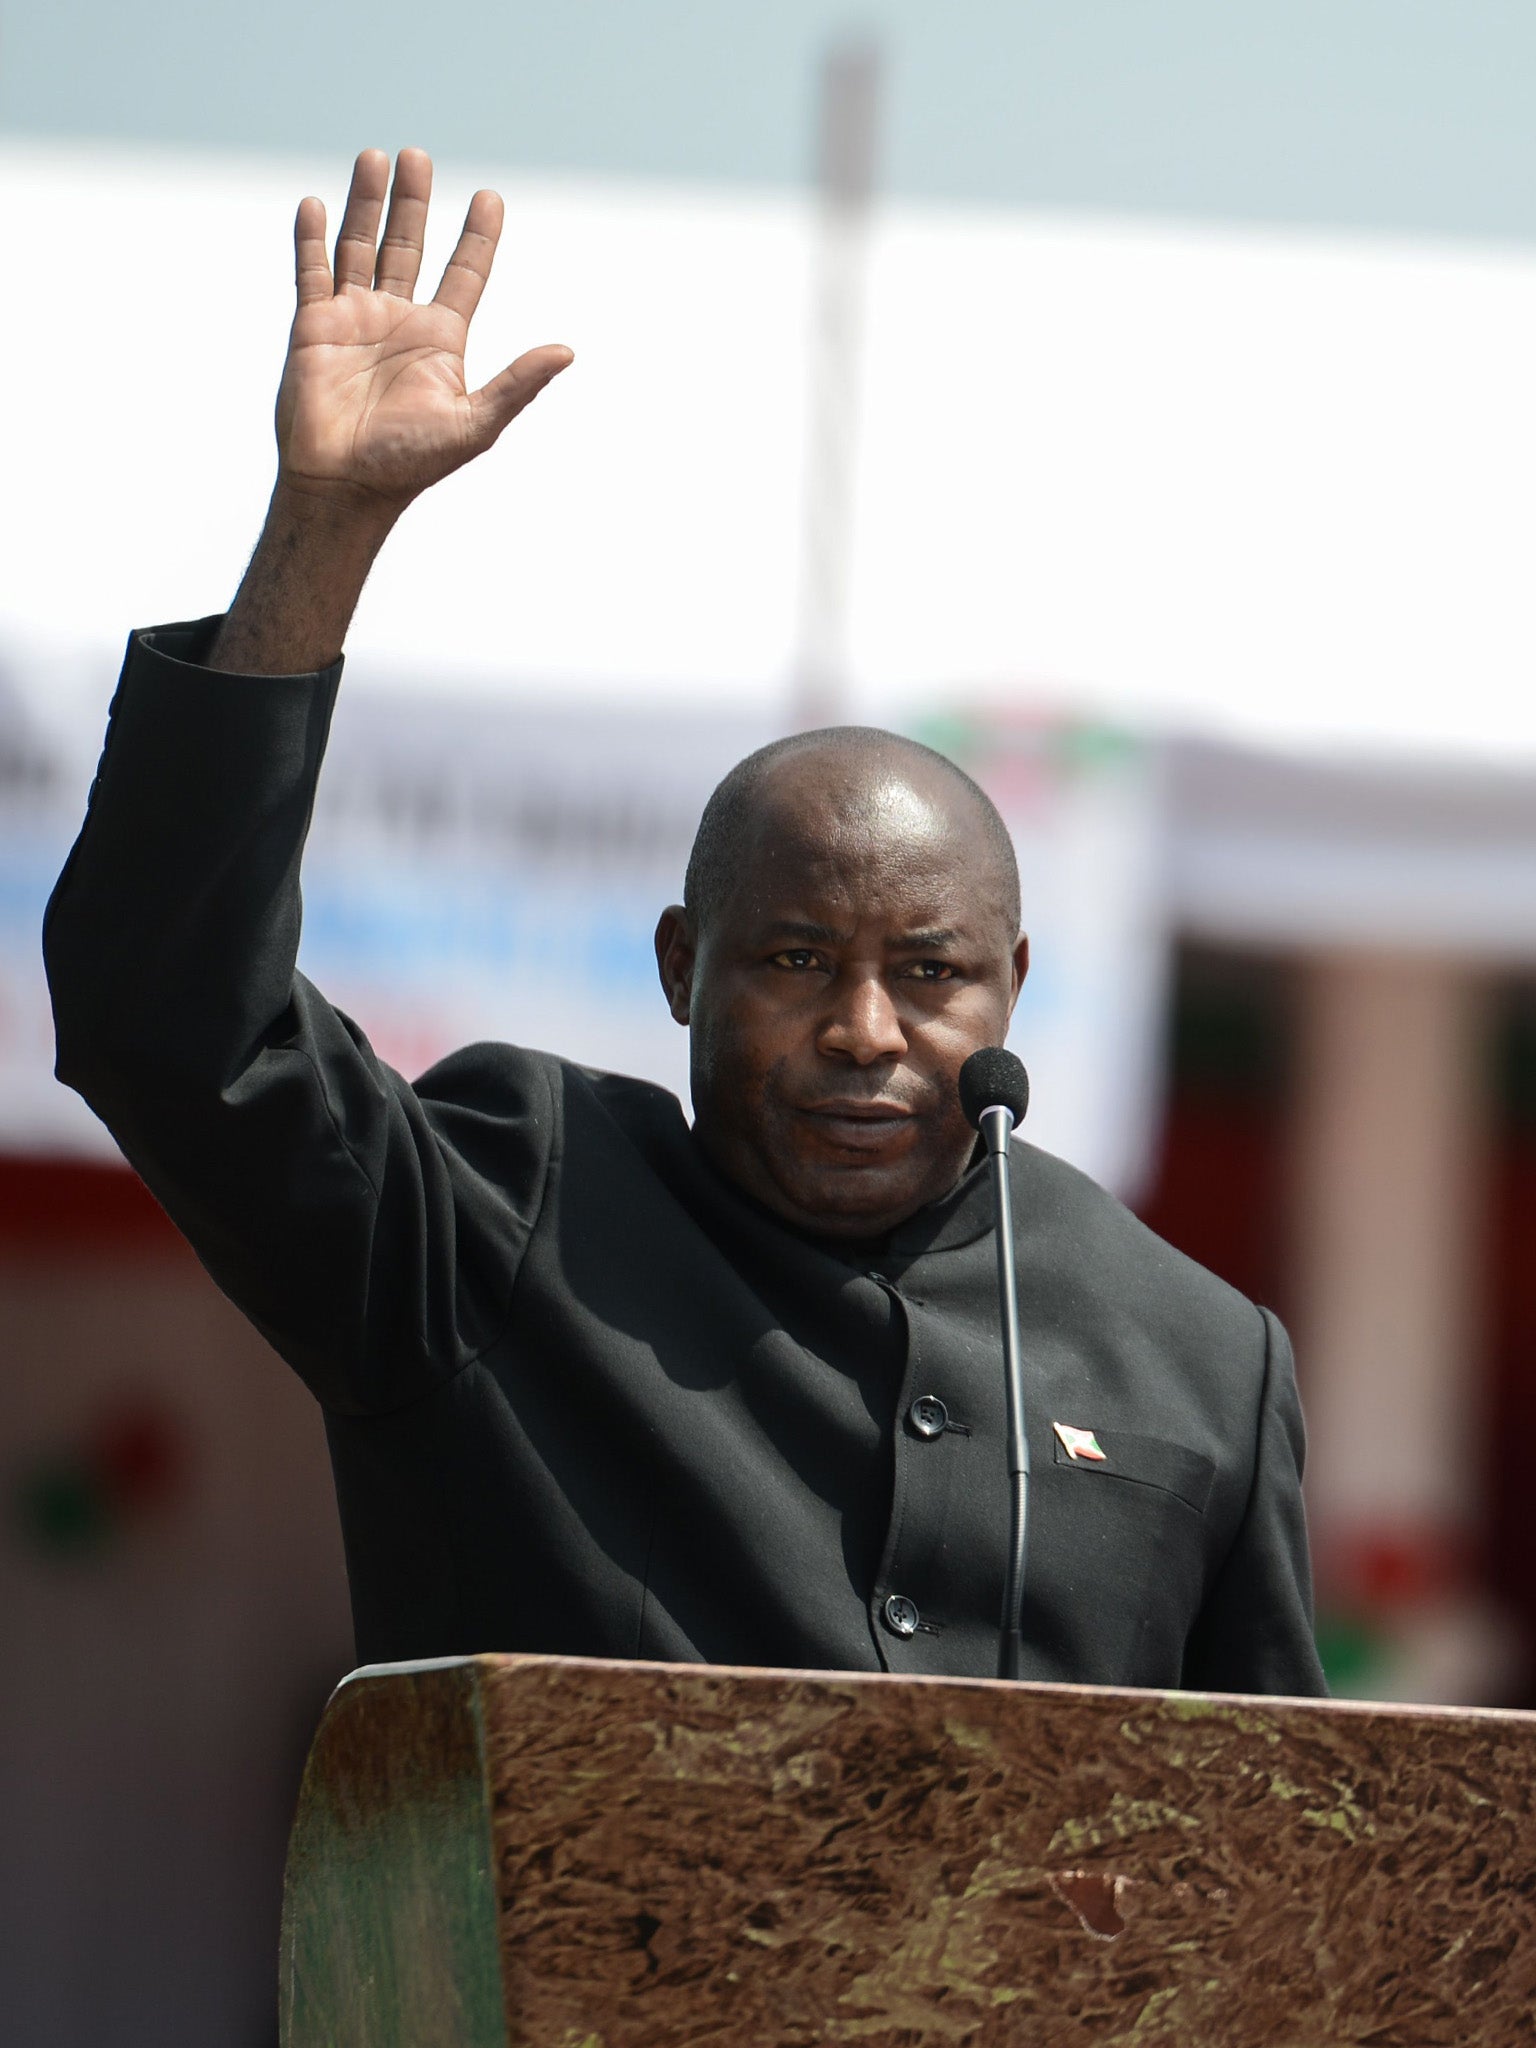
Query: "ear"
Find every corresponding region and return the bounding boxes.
[1005,932,1030,1021]
[654,905,696,1026]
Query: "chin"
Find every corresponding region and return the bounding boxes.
[777,1161,924,1236]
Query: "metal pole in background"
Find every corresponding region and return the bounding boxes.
[791,38,883,732]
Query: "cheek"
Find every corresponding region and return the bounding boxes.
[710,968,809,1045]
[689,982,785,1105]
[913,993,1007,1064]
[962,974,1019,1038]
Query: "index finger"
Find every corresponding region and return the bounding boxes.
[431,189,504,324]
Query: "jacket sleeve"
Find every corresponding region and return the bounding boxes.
[1181,1307,1329,1697]
[42,619,555,1417]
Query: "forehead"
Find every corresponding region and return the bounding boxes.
[720,749,1009,932]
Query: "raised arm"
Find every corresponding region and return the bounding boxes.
[44,150,571,1413]
[212,146,571,675]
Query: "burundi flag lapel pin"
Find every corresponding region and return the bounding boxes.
[1053,1421,1108,1462]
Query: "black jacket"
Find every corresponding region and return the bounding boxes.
[44,619,1326,1696]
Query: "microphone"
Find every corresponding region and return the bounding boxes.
[958,1046,1030,1138]
[958,1046,1032,1681]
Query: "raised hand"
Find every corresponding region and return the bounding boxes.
[210,148,571,675]
[276,147,572,513]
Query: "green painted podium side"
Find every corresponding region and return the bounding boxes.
[279,1653,1536,2047]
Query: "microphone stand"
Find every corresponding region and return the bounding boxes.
[980,1103,1029,1681]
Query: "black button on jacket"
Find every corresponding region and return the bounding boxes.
[43,620,1326,1697]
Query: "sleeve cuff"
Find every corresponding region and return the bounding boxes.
[132,615,347,690]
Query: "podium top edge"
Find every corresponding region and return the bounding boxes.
[333,1652,1536,1730]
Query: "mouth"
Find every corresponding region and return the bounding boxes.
[796,1100,917,1151]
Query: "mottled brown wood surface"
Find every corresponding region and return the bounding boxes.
[473,1656,1536,2047]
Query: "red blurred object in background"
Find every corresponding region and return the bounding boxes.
[86,1398,191,1513]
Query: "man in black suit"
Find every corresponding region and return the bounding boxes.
[44,149,1324,1696]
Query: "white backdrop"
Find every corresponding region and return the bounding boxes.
[6,140,1536,758]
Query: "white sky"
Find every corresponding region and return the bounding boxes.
[7,139,1536,765]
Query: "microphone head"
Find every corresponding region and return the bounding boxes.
[958,1046,1030,1131]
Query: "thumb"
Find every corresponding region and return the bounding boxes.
[468,343,575,446]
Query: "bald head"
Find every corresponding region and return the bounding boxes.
[684,727,1021,939]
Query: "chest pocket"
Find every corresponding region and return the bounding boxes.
[1051,1427,1215,1516]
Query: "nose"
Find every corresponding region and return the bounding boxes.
[817,971,908,1065]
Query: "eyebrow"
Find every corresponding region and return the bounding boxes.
[759,920,964,950]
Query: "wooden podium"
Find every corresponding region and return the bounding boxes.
[280,1653,1536,2046]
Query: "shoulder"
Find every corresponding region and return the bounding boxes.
[1011,1138,1266,1364]
[410,1041,688,1158]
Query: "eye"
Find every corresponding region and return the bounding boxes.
[770,948,823,970]
[901,960,957,982]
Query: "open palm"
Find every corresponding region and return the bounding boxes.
[275,149,571,510]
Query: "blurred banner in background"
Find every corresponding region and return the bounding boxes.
[0,646,1170,1196]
